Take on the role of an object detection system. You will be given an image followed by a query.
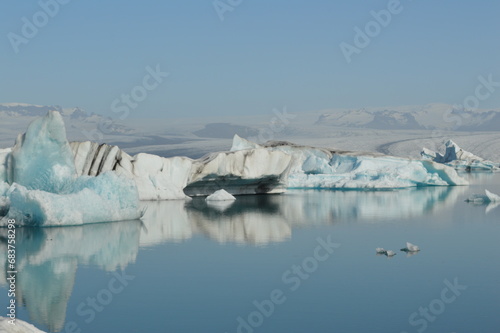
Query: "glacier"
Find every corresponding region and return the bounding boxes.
[231,135,468,188]
[421,140,500,171]
[0,111,141,226]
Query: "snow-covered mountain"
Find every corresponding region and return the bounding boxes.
[0,102,134,135]
[315,103,500,131]
[0,102,88,118]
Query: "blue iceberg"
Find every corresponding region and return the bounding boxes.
[0,111,141,226]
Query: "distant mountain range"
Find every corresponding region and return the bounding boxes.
[315,103,500,131]
[0,103,134,135]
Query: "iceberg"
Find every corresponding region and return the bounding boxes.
[466,189,500,203]
[0,113,469,223]
[231,135,468,188]
[70,140,292,199]
[465,189,500,214]
[421,140,499,171]
[0,148,10,183]
[206,189,236,201]
[0,111,141,226]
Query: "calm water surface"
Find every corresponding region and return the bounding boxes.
[1,173,499,333]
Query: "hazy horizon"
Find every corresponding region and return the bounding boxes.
[2,1,500,120]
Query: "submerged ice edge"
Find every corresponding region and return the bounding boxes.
[0,112,471,225]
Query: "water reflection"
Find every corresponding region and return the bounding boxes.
[0,221,141,332]
[139,186,465,247]
[0,185,467,332]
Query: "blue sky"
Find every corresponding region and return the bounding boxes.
[1,0,499,118]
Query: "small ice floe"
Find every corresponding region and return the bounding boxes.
[466,190,500,213]
[465,189,500,204]
[385,250,397,257]
[376,248,396,257]
[205,189,236,212]
[206,189,236,202]
[401,242,420,252]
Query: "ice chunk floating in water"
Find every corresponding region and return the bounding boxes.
[421,140,499,171]
[0,111,141,226]
[206,189,236,201]
[466,189,500,204]
[401,242,420,252]
[385,250,396,257]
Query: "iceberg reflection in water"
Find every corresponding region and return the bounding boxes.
[140,185,465,247]
[0,186,465,332]
[0,221,141,332]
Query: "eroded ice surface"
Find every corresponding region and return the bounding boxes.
[0,111,141,226]
[422,140,499,171]
[232,135,468,188]
[70,141,292,199]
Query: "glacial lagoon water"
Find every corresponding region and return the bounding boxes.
[1,173,500,333]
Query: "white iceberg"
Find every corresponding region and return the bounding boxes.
[386,250,397,257]
[486,189,500,202]
[0,111,141,226]
[71,141,194,200]
[232,135,467,189]
[466,189,500,203]
[0,148,10,183]
[401,242,420,252]
[206,189,236,201]
[70,140,292,200]
[465,189,500,214]
[421,140,499,171]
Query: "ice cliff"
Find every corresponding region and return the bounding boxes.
[69,141,292,199]
[421,140,499,171]
[0,111,141,226]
